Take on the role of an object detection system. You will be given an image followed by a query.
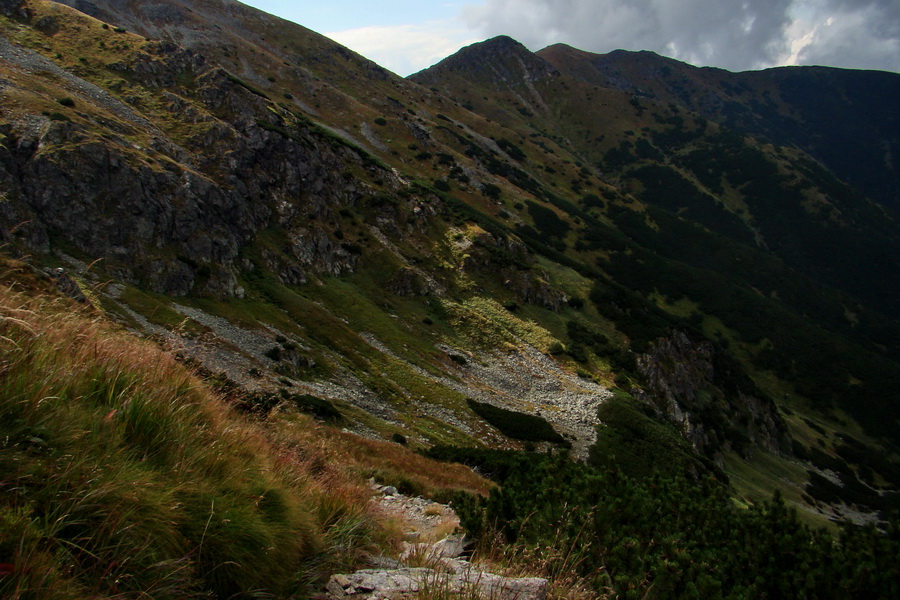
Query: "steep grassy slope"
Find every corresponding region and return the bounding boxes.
[0,256,490,598]
[0,0,610,458]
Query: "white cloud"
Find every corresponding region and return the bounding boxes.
[780,1,900,71]
[461,0,794,71]
[460,0,900,73]
[325,21,481,76]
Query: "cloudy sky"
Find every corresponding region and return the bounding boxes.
[242,0,900,77]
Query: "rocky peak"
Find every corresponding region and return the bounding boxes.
[410,35,558,88]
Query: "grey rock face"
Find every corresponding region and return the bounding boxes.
[0,39,394,297]
[638,331,791,458]
[45,267,86,302]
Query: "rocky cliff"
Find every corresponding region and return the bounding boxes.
[637,331,791,461]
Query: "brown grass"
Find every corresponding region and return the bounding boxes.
[0,254,491,598]
[467,527,614,600]
[266,410,494,498]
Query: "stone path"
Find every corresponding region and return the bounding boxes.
[322,483,548,600]
[370,482,460,544]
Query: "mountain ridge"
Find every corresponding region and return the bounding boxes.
[532,40,900,210]
[414,35,900,319]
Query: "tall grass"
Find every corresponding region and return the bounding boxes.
[464,515,614,600]
[0,262,391,599]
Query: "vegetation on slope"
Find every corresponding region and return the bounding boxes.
[2,0,900,534]
[435,449,900,600]
[467,398,569,446]
[0,258,488,599]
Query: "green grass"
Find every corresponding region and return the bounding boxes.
[722,450,834,531]
[219,272,482,444]
[303,273,437,362]
[117,286,207,334]
[445,295,558,352]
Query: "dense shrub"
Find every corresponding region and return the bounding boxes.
[526,201,569,239]
[466,399,568,446]
[482,183,502,199]
[433,449,900,599]
[589,391,713,479]
[433,178,451,192]
[287,393,342,422]
[496,138,526,161]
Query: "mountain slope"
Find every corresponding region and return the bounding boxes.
[0,254,490,598]
[414,37,900,320]
[1,0,900,533]
[411,36,900,519]
[537,43,900,212]
[0,0,614,457]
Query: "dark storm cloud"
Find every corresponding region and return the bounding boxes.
[462,0,900,72]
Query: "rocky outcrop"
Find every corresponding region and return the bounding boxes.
[0,33,397,297]
[501,269,567,311]
[44,267,86,302]
[459,231,566,310]
[326,536,547,600]
[326,485,549,600]
[637,331,791,458]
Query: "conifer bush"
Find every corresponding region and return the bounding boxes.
[432,448,900,599]
[466,399,568,446]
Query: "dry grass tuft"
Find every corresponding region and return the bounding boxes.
[467,526,614,600]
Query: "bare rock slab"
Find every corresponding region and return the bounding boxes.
[326,567,548,600]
